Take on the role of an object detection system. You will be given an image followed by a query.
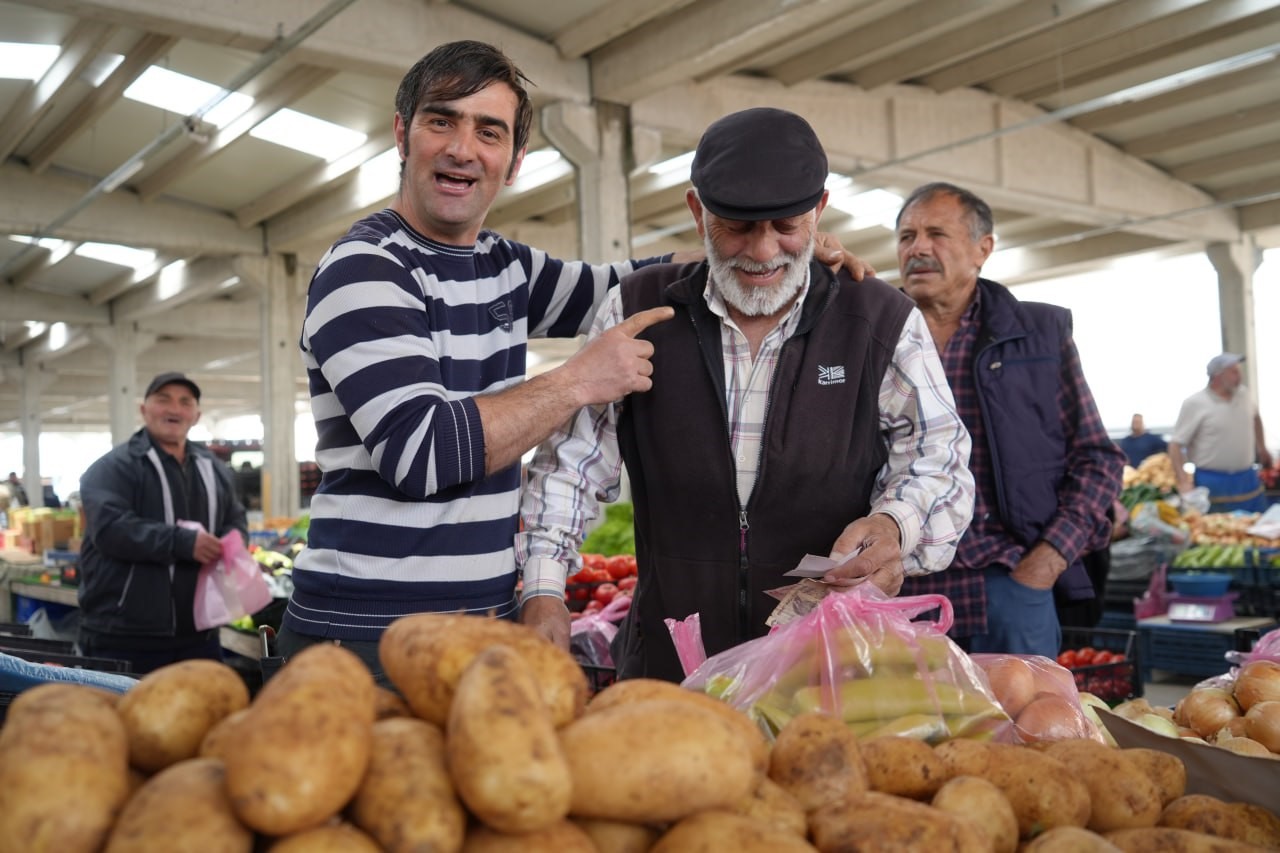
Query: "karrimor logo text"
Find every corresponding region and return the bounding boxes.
[818,365,846,386]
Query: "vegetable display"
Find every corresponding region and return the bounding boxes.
[3,613,1280,851]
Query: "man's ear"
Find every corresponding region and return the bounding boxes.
[393,112,407,160]
[505,147,526,184]
[686,189,706,239]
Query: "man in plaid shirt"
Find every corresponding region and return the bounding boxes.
[518,110,974,680]
[896,182,1125,657]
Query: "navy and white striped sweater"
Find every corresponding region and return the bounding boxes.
[286,209,662,641]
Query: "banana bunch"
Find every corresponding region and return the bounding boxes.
[705,628,1008,743]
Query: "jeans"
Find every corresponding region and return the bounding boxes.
[274,625,391,689]
[965,567,1062,659]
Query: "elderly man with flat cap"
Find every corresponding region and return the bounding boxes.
[1169,352,1272,512]
[518,107,975,681]
[77,371,247,673]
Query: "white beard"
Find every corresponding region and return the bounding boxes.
[705,229,814,318]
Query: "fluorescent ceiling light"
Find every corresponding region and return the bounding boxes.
[250,108,367,161]
[0,43,59,81]
[649,151,695,177]
[10,235,67,252]
[75,242,156,269]
[124,66,252,128]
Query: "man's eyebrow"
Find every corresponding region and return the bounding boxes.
[419,102,510,135]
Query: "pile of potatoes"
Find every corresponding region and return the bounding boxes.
[2,611,1280,852]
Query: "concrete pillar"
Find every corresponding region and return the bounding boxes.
[1207,237,1262,399]
[92,323,157,445]
[19,366,53,505]
[258,253,302,519]
[541,100,633,263]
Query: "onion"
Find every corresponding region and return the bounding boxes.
[1173,687,1240,738]
[1015,693,1089,743]
[1217,735,1274,758]
[1243,700,1280,753]
[1233,660,1280,711]
[985,657,1037,717]
[1222,716,1251,738]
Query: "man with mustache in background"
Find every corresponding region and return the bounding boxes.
[894,182,1124,658]
[518,109,974,681]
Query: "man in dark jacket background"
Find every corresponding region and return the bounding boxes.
[77,371,247,673]
[895,182,1125,657]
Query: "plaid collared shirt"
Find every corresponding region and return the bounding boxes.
[518,272,975,601]
[901,288,1121,637]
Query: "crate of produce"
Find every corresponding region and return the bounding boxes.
[1057,626,1142,702]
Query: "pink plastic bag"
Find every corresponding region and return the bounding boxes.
[970,653,1104,744]
[569,594,631,668]
[193,531,272,631]
[663,612,707,678]
[681,585,1010,742]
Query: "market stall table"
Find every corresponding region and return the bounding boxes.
[1137,614,1277,681]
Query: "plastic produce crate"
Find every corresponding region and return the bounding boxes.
[1059,626,1142,702]
[1138,617,1278,680]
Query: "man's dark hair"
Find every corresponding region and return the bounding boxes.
[897,181,994,242]
[394,40,533,180]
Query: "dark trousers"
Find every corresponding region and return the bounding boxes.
[77,629,222,676]
[275,625,390,689]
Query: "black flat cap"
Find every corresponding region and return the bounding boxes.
[690,107,828,221]
[145,371,201,401]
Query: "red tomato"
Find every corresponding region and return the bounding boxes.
[1092,650,1115,666]
[568,585,591,601]
[605,555,634,580]
[1056,650,1078,669]
[616,576,637,592]
[1075,647,1097,666]
[583,599,603,613]
[582,553,607,572]
[593,582,618,605]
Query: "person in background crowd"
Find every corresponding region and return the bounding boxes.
[279,40,877,681]
[894,182,1125,659]
[1169,353,1272,512]
[77,372,247,674]
[1117,413,1167,468]
[518,108,974,682]
[4,471,26,507]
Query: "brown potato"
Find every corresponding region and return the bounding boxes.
[861,735,950,799]
[588,677,770,773]
[198,707,251,763]
[932,775,1018,853]
[104,758,251,852]
[446,645,571,834]
[1021,825,1124,851]
[116,659,249,773]
[225,643,376,836]
[767,712,867,812]
[268,823,383,852]
[809,790,987,852]
[1043,740,1161,833]
[462,821,597,852]
[1159,794,1280,848]
[373,686,412,719]
[351,717,466,852]
[730,775,808,838]
[0,684,130,853]
[1103,826,1267,852]
[560,698,756,823]
[970,744,1091,838]
[571,818,661,853]
[934,737,997,777]
[1121,748,1186,806]
[651,810,819,852]
[379,612,588,727]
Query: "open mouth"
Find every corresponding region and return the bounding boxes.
[435,171,476,191]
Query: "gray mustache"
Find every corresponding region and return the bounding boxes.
[905,257,940,274]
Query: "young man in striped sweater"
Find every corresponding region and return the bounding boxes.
[282,40,865,678]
